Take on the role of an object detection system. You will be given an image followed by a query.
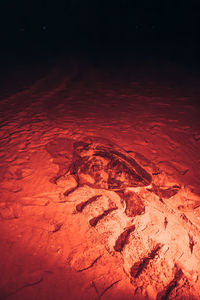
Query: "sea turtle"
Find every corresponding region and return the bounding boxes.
[51,137,200,298]
[58,137,180,218]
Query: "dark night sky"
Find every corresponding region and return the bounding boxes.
[0,0,200,48]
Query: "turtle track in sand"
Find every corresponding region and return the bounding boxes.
[49,136,200,299]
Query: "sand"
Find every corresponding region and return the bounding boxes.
[0,51,200,299]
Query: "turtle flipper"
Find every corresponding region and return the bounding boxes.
[148,184,180,199]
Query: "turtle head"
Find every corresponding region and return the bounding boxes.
[73,141,92,158]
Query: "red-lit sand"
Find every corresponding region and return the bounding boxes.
[0,55,200,299]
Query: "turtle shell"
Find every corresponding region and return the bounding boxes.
[69,137,152,190]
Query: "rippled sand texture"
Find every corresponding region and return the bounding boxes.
[0,54,200,300]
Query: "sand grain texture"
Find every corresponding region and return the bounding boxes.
[0,55,200,299]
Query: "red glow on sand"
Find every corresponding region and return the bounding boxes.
[1,55,200,300]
